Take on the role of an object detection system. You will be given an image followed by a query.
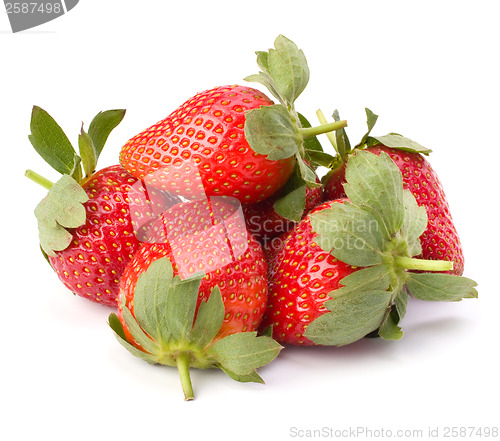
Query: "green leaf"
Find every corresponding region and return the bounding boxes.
[305,289,392,346]
[87,109,126,159]
[310,202,386,267]
[378,308,403,341]
[69,155,83,183]
[344,150,405,236]
[272,158,319,222]
[109,313,159,364]
[332,265,393,298]
[245,36,309,107]
[132,257,176,345]
[34,174,89,256]
[255,50,270,71]
[108,312,127,340]
[273,184,306,223]
[190,288,225,349]
[260,325,274,338]
[367,133,432,155]
[394,289,409,322]
[268,35,309,105]
[208,333,282,376]
[78,125,97,178]
[165,275,203,341]
[333,109,351,160]
[304,150,336,168]
[190,287,225,349]
[357,108,379,147]
[244,105,301,160]
[29,106,80,176]
[220,367,265,384]
[244,72,282,105]
[296,155,320,187]
[121,299,161,355]
[401,190,427,256]
[406,273,478,302]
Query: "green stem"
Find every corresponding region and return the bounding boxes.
[25,169,54,190]
[299,120,347,139]
[395,256,454,272]
[176,352,194,401]
[316,109,339,154]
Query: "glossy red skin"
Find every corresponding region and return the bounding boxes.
[242,179,323,244]
[49,165,176,307]
[324,146,464,275]
[120,85,295,204]
[260,201,358,345]
[118,197,269,346]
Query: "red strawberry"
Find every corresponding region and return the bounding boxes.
[324,145,464,275]
[27,107,179,306]
[263,150,477,346]
[118,196,269,342]
[119,85,296,204]
[261,200,357,345]
[48,165,176,306]
[110,197,279,400]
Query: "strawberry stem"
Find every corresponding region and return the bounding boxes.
[395,256,454,272]
[299,120,347,139]
[25,169,54,190]
[176,352,194,401]
[316,109,339,155]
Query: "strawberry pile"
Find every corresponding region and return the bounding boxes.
[27,35,477,400]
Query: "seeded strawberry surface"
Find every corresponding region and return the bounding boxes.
[261,201,357,345]
[120,85,296,204]
[118,197,269,343]
[49,165,172,306]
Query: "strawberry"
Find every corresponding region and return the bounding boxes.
[120,197,267,336]
[118,196,269,340]
[321,109,464,275]
[47,165,178,306]
[120,35,348,214]
[27,106,178,306]
[261,200,357,345]
[109,196,281,400]
[119,85,296,204]
[263,150,477,346]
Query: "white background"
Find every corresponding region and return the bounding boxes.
[1,1,498,440]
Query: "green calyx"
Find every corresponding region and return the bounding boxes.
[109,257,282,401]
[244,35,342,220]
[27,106,126,183]
[26,106,126,256]
[306,150,477,346]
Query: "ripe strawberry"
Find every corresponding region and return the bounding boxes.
[261,200,357,345]
[263,150,477,346]
[320,108,464,275]
[118,196,269,342]
[27,107,178,306]
[48,165,176,306]
[110,197,280,400]
[119,85,296,204]
[324,145,464,275]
